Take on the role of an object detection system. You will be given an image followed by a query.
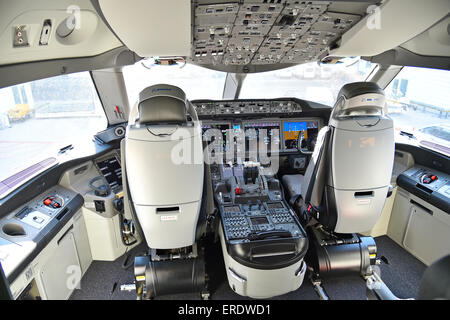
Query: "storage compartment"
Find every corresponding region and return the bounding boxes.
[72,212,92,274]
[387,189,411,244]
[388,188,450,266]
[2,223,26,236]
[403,204,450,265]
[39,230,81,300]
[83,208,126,261]
[227,267,247,296]
[219,224,306,298]
[333,187,389,233]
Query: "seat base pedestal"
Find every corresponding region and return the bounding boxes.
[306,224,377,278]
[133,246,207,300]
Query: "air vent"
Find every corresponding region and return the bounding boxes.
[114,126,125,137]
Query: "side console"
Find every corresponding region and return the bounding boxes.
[214,163,308,298]
[397,165,450,213]
[0,185,87,299]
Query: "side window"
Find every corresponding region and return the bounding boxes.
[0,72,107,189]
[385,66,450,156]
[20,86,28,104]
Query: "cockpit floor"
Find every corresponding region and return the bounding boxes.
[69,235,426,300]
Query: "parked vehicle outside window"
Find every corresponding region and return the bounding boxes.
[385,66,450,156]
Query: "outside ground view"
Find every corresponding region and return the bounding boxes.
[0,72,106,183]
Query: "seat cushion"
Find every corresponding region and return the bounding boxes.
[282,174,304,204]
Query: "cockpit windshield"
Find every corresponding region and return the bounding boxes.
[239,58,376,105]
[123,62,227,106]
[123,58,375,107]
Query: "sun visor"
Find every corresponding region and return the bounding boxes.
[330,0,450,57]
[98,0,191,57]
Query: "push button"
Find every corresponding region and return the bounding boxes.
[43,196,62,208]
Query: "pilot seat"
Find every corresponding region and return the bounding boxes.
[121,84,210,299]
[282,82,395,290]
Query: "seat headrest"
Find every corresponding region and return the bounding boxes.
[331,81,387,120]
[138,84,188,124]
[337,82,384,100]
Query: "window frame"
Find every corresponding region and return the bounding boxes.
[0,71,108,198]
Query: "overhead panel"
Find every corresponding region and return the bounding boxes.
[193,2,239,65]
[226,2,283,65]
[189,0,374,71]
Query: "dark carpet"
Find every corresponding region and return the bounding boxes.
[69,235,426,300]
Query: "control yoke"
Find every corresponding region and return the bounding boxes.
[298,131,313,155]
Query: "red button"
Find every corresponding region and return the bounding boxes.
[431,175,437,181]
[44,199,52,206]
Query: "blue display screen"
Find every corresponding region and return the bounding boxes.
[284,121,307,132]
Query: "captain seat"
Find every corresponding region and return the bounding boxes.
[121,84,210,299]
[283,81,395,234]
[124,84,205,249]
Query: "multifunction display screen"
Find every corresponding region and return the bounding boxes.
[283,121,318,151]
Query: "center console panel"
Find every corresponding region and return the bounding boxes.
[213,162,308,298]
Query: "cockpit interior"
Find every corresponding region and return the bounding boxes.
[0,0,449,306]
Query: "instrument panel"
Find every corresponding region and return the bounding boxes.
[283,120,319,152]
[201,118,321,154]
[194,99,329,155]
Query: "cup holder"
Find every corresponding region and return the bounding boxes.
[2,223,27,237]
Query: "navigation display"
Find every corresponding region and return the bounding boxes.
[283,121,318,151]
[244,121,280,155]
[202,123,230,152]
[202,123,230,137]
